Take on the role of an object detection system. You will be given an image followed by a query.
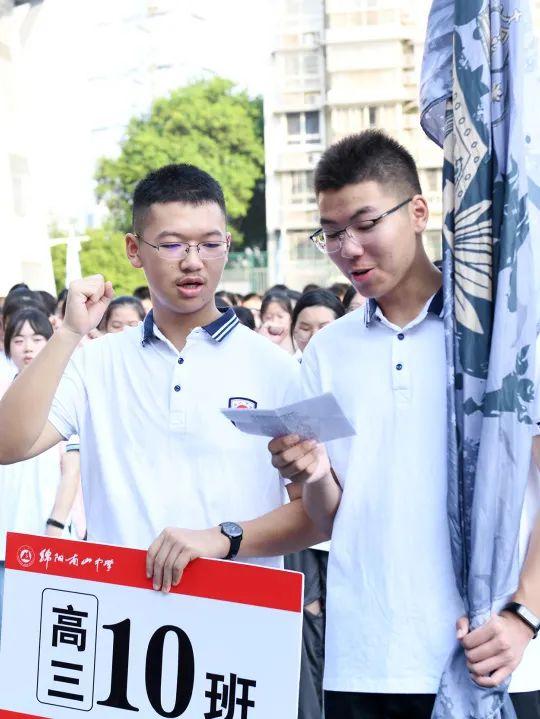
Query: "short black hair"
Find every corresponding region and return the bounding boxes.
[2,291,46,325]
[102,296,146,329]
[132,164,227,235]
[37,290,57,316]
[133,285,151,301]
[233,306,255,330]
[342,284,358,311]
[260,291,293,320]
[315,130,422,198]
[4,307,53,358]
[215,290,238,307]
[327,282,350,301]
[292,289,345,333]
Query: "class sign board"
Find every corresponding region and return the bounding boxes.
[0,532,303,718]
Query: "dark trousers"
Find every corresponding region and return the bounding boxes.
[285,548,328,719]
[325,690,540,719]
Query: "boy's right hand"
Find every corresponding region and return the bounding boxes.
[268,435,331,484]
[63,275,114,337]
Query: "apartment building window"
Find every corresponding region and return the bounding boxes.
[284,49,320,78]
[286,0,321,15]
[286,111,321,144]
[285,171,315,204]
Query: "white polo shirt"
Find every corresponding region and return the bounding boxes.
[300,292,540,694]
[48,308,299,568]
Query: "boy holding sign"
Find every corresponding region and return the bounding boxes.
[0,164,325,605]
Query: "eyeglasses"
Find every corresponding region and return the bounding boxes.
[310,198,413,255]
[135,235,229,261]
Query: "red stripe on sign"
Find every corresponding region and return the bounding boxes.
[5,533,303,613]
[0,711,49,718]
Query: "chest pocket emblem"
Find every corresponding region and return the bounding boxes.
[228,397,258,410]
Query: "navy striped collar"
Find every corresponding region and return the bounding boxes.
[364,286,444,326]
[142,307,239,346]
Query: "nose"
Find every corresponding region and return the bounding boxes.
[340,233,366,259]
[180,245,204,270]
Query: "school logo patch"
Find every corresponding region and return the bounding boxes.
[16,545,35,568]
[228,397,258,410]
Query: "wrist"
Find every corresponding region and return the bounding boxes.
[501,610,536,641]
[305,470,334,487]
[56,325,85,345]
[212,526,231,559]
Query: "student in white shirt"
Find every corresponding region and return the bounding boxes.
[0,308,82,637]
[0,164,325,601]
[269,131,540,719]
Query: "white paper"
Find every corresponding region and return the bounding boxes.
[221,392,356,442]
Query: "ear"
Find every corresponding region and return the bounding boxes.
[410,195,429,234]
[126,233,143,269]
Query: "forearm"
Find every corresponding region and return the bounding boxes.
[50,456,81,524]
[514,508,540,615]
[0,327,80,461]
[237,499,329,558]
[302,472,342,537]
[515,438,540,612]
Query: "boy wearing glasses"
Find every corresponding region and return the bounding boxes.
[0,164,325,598]
[269,131,540,718]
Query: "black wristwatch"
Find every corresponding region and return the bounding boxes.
[503,602,540,639]
[219,522,243,560]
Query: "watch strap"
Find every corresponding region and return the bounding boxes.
[219,523,243,560]
[46,518,65,530]
[503,601,540,638]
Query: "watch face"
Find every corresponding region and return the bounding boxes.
[519,605,540,628]
[221,522,243,539]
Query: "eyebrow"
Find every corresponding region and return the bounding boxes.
[153,229,224,241]
[319,205,377,226]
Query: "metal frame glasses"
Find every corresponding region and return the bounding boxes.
[309,197,413,254]
[135,235,230,261]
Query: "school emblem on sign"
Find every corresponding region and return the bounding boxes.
[228,397,258,410]
[16,545,35,568]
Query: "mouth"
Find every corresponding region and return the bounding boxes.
[267,325,284,336]
[351,267,375,282]
[176,277,205,298]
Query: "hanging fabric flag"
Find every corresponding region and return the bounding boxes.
[421,0,540,717]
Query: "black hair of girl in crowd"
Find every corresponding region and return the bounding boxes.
[291,289,345,333]
[102,296,146,329]
[260,291,293,321]
[2,291,47,324]
[4,307,53,358]
[233,306,256,330]
[342,284,359,312]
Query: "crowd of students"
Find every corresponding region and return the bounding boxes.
[0,130,539,719]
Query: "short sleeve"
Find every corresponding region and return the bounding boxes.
[534,335,540,436]
[48,356,87,440]
[299,343,323,400]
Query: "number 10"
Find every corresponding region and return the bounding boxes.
[97,618,195,717]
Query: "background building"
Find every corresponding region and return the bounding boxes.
[0,0,54,295]
[264,0,473,288]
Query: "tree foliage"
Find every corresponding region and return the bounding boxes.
[51,227,145,296]
[95,78,265,242]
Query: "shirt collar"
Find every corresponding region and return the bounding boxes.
[141,307,240,347]
[364,286,444,327]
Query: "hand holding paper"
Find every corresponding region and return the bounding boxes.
[221,392,356,443]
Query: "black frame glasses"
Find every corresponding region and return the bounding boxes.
[135,235,230,260]
[309,197,413,254]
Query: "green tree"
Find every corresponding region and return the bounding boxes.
[50,243,67,295]
[50,228,146,296]
[95,77,265,244]
[80,227,144,295]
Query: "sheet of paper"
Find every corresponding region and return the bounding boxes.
[221,392,356,442]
